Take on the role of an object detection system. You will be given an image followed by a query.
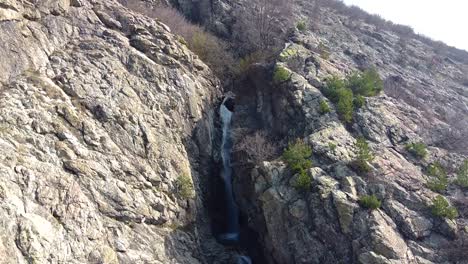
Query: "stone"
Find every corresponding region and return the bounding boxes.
[369,211,408,260]
[332,190,358,234]
[358,251,391,264]
[289,199,308,220]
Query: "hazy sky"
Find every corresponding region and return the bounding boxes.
[342,0,468,51]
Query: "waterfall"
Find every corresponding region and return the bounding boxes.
[218,96,240,243]
[217,96,252,264]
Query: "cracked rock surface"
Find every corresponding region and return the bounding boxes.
[0,0,233,263]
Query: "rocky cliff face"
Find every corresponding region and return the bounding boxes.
[1,0,467,264]
[0,0,236,263]
[226,2,468,264]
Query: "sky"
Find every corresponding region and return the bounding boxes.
[342,0,468,51]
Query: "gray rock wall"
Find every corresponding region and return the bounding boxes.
[0,0,231,263]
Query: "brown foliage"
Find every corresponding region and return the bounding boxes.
[124,1,235,80]
[234,131,277,165]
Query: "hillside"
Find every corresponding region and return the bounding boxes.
[0,0,467,264]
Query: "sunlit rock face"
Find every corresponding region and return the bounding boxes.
[0,0,239,263]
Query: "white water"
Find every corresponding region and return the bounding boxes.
[220,98,233,181]
[218,96,240,242]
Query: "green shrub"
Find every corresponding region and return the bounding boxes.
[282,140,312,172]
[294,169,312,191]
[354,95,365,108]
[296,20,307,31]
[279,47,298,61]
[359,195,381,210]
[282,140,313,190]
[405,142,428,159]
[273,65,291,83]
[426,162,448,193]
[176,174,194,199]
[456,159,468,188]
[431,195,458,220]
[324,76,346,103]
[354,137,374,173]
[319,100,331,114]
[322,69,381,125]
[336,88,354,123]
[347,68,383,97]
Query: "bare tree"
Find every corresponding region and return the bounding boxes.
[233,0,293,55]
[234,131,277,165]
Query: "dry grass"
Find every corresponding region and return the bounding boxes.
[124,1,235,80]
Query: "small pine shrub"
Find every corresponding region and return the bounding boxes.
[319,100,331,114]
[354,137,374,173]
[359,195,381,210]
[347,68,383,97]
[176,174,194,199]
[431,195,458,220]
[322,69,381,125]
[324,76,346,103]
[296,20,307,31]
[405,142,428,159]
[426,162,448,193]
[282,140,313,190]
[456,159,468,188]
[336,88,354,123]
[273,65,291,83]
[294,169,312,191]
[282,140,312,172]
[354,95,365,108]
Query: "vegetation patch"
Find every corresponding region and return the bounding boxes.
[176,174,194,199]
[322,69,382,124]
[359,195,381,210]
[456,159,468,188]
[273,65,291,83]
[319,100,331,114]
[235,131,276,165]
[282,140,313,190]
[347,68,383,97]
[431,195,458,220]
[296,20,307,31]
[294,170,312,191]
[124,2,234,80]
[405,142,428,159]
[426,162,448,193]
[279,47,299,61]
[336,88,354,123]
[353,95,365,108]
[353,137,374,173]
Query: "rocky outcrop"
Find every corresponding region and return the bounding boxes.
[0,0,234,263]
[226,1,467,264]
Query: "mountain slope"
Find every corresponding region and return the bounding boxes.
[0,1,231,263]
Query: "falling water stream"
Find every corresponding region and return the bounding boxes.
[218,96,240,242]
[218,96,252,264]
